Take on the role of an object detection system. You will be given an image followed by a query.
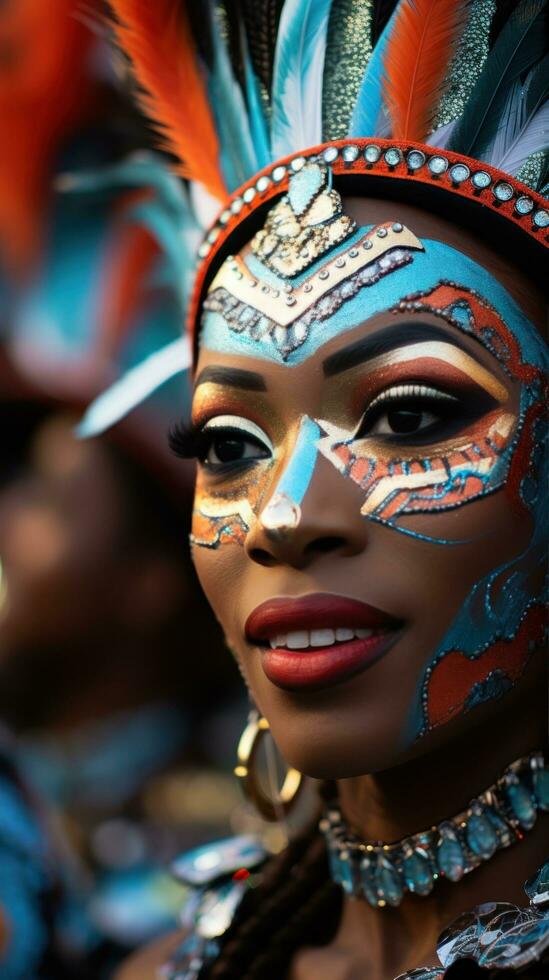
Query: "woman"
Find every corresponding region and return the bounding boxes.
[94,1,549,977]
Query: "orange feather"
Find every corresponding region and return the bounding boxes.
[382,0,469,141]
[109,0,226,201]
[95,191,162,356]
[0,0,96,276]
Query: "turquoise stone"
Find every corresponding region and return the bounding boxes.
[506,781,536,830]
[533,766,549,810]
[360,855,379,908]
[337,850,356,895]
[437,834,465,882]
[466,810,498,859]
[375,855,403,907]
[403,849,434,896]
[485,807,513,847]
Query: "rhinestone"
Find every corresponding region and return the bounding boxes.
[243,186,256,204]
[249,280,257,288]
[342,144,359,163]
[219,209,231,225]
[230,198,243,214]
[283,284,293,293]
[207,228,220,244]
[384,147,403,168]
[364,144,381,164]
[377,227,388,238]
[256,175,271,193]
[272,165,286,182]
[449,163,470,184]
[428,155,448,176]
[363,239,373,249]
[322,146,338,164]
[335,257,346,268]
[290,156,306,172]
[349,248,359,258]
[197,242,211,259]
[407,149,426,171]
[515,196,533,215]
[285,295,296,306]
[318,269,329,280]
[303,283,313,292]
[493,181,514,202]
[392,222,403,232]
[260,285,270,294]
[533,209,549,228]
[472,171,491,190]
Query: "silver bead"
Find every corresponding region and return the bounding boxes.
[256,175,271,193]
[272,165,286,183]
[364,144,381,164]
[407,150,426,171]
[342,144,359,163]
[243,186,256,204]
[323,146,339,163]
[230,198,243,214]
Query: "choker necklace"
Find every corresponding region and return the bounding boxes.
[320,751,548,909]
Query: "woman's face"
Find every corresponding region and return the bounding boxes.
[188,180,547,779]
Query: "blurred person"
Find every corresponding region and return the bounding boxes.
[0,2,243,972]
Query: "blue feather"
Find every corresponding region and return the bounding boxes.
[206,3,259,190]
[271,0,334,159]
[486,54,549,173]
[448,0,548,159]
[77,337,192,438]
[347,1,400,139]
[240,22,271,170]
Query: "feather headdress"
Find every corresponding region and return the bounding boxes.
[79,0,548,435]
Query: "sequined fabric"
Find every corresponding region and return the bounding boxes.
[432,0,496,130]
[322,0,373,141]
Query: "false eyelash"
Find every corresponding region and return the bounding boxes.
[168,419,204,460]
[367,384,459,414]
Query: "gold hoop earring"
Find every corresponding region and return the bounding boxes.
[234,712,303,821]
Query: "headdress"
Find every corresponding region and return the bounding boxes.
[81,0,549,433]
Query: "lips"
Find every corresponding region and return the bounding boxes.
[245,593,402,691]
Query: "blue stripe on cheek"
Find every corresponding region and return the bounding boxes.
[273,415,321,507]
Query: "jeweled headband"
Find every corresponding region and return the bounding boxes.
[188,137,549,358]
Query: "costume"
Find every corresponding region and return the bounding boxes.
[84,1,549,977]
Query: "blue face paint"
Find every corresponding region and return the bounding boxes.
[260,416,320,535]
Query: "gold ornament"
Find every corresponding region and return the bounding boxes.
[234,713,303,821]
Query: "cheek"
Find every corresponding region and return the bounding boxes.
[190,463,274,549]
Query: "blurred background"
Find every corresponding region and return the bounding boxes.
[0,2,297,976]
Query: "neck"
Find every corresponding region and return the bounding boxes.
[331,673,548,976]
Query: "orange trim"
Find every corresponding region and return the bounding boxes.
[187,138,548,360]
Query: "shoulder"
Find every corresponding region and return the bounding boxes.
[116,834,269,980]
[114,929,188,980]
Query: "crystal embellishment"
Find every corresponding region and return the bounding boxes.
[428,156,448,175]
[493,181,514,202]
[364,144,381,163]
[407,150,426,171]
[384,147,403,167]
[320,752,545,909]
[472,171,491,189]
[449,163,470,184]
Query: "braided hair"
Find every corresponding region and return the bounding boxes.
[208,786,342,979]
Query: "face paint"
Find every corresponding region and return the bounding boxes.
[191,415,320,549]
[260,416,320,536]
[195,161,548,741]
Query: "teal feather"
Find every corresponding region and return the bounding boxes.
[486,54,549,173]
[347,2,400,139]
[240,21,271,169]
[448,0,548,159]
[77,337,192,438]
[207,2,258,190]
[271,0,334,159]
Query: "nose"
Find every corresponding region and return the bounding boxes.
[245,418,368,569]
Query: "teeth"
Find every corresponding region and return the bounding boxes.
[310,628,335,647]
[286,631,309,650]
[268,627,380,650]
[335,627,354,642]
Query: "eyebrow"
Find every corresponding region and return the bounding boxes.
[322,322,474,377]
[194,366,267,391]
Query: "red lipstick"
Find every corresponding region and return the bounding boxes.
[245,593,402,692]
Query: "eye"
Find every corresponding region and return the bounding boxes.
[200,415,272,470]
[356,384,467,442]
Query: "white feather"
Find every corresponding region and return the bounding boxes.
[77,337,192,438]
[271,0,334,159]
